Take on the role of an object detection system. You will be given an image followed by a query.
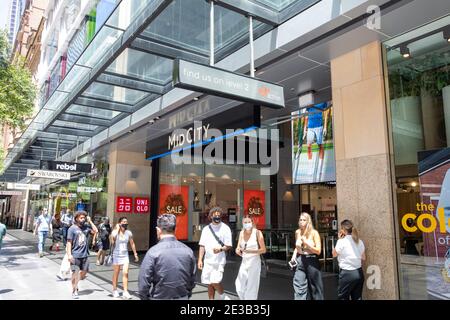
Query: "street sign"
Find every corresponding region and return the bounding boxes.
[7,183,40,191]
[173,59,285,109]
[26,169,71,180]
[0,191,23,196]
[41,160,92,173]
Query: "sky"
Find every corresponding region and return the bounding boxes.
[0,0,13,31]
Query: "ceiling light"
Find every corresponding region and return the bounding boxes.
[155,116,160,120]
[149,119,155,124]
[400,46,411,58]
[411,181,417,187]
[193,97,199,101]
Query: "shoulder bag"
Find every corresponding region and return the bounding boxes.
[103,233,118,267]
[208,224,229,256]
[256,230,269,278]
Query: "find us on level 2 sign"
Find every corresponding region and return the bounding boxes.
[173,59,285,109]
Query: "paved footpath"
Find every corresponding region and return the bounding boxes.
[0,230,238,300]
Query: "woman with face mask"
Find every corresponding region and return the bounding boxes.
[110,217,139,299]
[234,216,267,300]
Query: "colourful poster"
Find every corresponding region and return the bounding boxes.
[244,190,266,230]
[417,148,450,299]
[159,184,189,240]
[291,102,336,184]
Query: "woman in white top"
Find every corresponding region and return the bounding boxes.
[332,219,366,300]
[290,212,324,300]
[235,216,266,300]
[110,217,139,299]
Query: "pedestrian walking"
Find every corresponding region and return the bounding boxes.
[33,208,53,258]
[66,211,98,299]
[198,207,233,300]
[138,214,196,300]
[61,209,74,247]
[291,212,324,300]
[0,221,6,251]
[50,214,62,252]
[235,216,266,300]
[110,217,139,299]
[95,217,111,265]
[332,219,366,300]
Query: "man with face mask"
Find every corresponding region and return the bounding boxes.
[198,207,233,300]
[33,208,53,258]
[66,211,98,299]
[138,214,196,300]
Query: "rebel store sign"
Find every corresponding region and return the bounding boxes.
[41,160,92,173]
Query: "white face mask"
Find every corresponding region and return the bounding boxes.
[243,222,253,230]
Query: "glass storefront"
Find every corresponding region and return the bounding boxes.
[385,18,450,299]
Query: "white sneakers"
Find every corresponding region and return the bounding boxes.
[122,291,132,300]
[218,293,231,300]
[112,290,132,299]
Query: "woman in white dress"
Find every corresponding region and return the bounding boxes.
[235,216,266,300]
[110,217,139,299]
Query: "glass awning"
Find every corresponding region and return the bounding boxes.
[0,0,322,181]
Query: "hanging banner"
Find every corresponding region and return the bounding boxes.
[244,190,266,230]
[159,184,189,240]
[291,102,336,184]
[173,59,285,109]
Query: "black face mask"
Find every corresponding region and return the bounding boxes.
[121,224,128,230]
[79,220,86,227]
[212,217,221,223]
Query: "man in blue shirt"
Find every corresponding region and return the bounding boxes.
[33,208,53,258]
[302,102,329,160]
[67,211,98,299]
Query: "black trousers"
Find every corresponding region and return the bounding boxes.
[337,268,364,300]
[293,254,324,300]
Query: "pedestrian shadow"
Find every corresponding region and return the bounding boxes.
[0,289,13,295]
[0,256,21,268]
[78,289,105,296]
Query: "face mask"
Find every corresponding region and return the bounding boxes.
[243,223,253,230]
[79,220,86,226]
[212,217,221,223]
[121,224,128,230]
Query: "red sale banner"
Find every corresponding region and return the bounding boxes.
[244,190,266,230]
[116,196,133,213]
[135,197,150,214]
[159,184,189,240]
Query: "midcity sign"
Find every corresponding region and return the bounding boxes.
[173,59,285,109]
[41,160,92,173]
[168,123,210,149]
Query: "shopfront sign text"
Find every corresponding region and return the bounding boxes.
[169,124,210,149]
[116,196,133,213]
[173,59,285,109]
[0,191,23,196]
[27,169,71,180]
[7,183,40,191]
[135,197,150,214]
[41,160,92,173]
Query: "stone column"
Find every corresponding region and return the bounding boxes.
[107,144,152,251]
[331,41,400,299]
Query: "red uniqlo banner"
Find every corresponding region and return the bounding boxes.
[116,196,133,213]
[159,184,189,240]
[244,190,266,229]
[135,197,150,214]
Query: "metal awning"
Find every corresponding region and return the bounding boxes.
[1,0,320,182]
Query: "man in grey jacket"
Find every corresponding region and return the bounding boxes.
[138,214,196,300]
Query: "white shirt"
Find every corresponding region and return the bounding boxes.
[199,222,232,266]
[335,235,365,270]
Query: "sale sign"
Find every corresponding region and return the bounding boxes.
[159,184,189,240]
[244,190,266,230]
[116,196,133,213]
[135,197,150,214]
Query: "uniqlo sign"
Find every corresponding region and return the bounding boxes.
[135,197,150,214]
[116,196,133,213]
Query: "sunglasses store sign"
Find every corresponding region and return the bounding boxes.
[173,59,285,109]
[116,196,150,214]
